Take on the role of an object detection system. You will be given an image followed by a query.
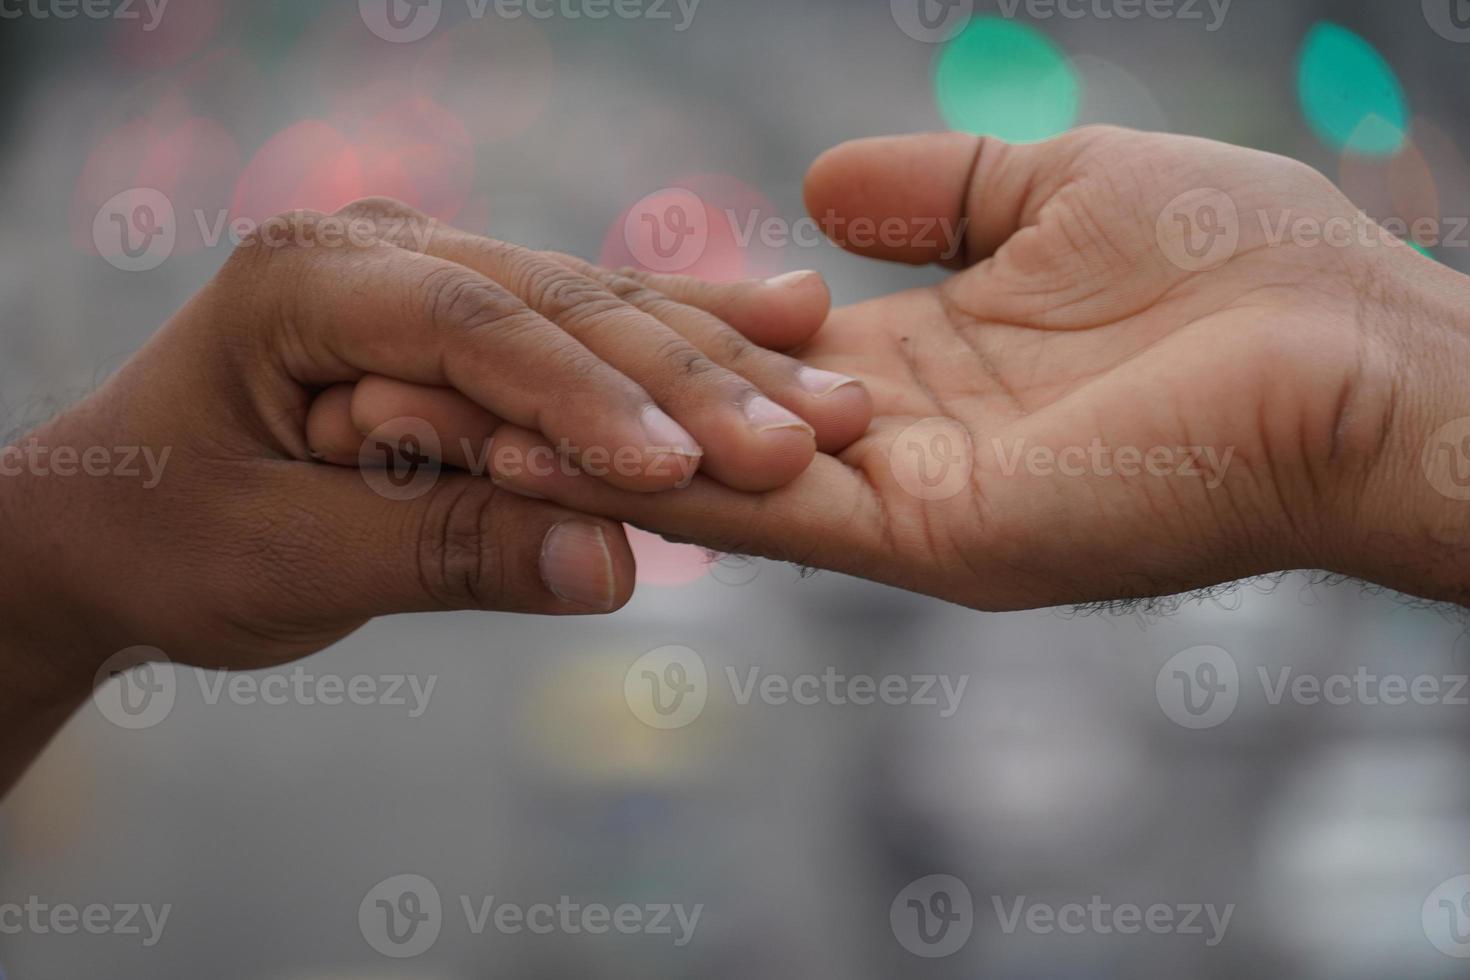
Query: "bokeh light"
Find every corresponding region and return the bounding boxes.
[625,527,710,588]
[600,173,782,282]
[230,99,477,227]
[71,105,242,255]
[230,120,364,221]
[933,18,1078,143]
[1338,128,1438,249]
[1404,118,1470,238]
[1297,23,1407,157]
[354,98,475,222]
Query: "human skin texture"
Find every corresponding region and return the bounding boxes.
[0,199,871,795]
[320,128,1470,613]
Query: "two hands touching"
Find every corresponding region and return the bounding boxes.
[7,126,1470,792]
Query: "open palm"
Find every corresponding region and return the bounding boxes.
[528,128,1418,609]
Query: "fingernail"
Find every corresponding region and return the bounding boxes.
[745,395,814,435]
[641,405,703,457]
[764,269,821,289]
[541,522,616,610]
[797,366,862,398]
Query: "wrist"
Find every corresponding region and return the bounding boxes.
[0,430,113,706]
[1334,250,1470,602]
[0,458,99,796]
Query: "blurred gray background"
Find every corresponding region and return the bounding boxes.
[4,1,1470,977]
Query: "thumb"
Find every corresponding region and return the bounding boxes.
[279,460,635,620]
[802,130,1092,268]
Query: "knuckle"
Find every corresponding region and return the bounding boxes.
[652,335,717,380]
[599,274,656,304]
[524,266,622,324]
[224,209,327,274]
[419,265,524,333]
[713,328,755,366]
[416,482,510,608]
